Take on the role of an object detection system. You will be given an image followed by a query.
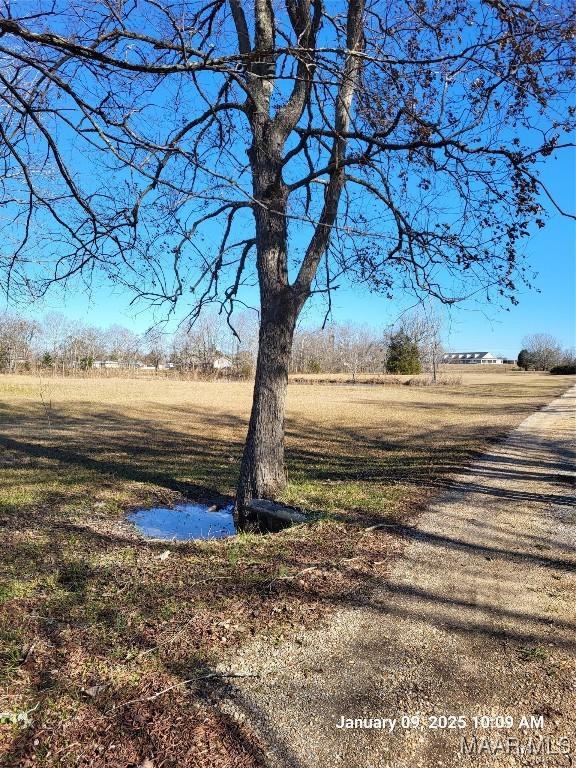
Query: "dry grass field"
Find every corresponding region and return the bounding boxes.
[0,371,572,766]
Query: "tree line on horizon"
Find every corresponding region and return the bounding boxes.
[1,311,572,378]
[0,309,444,377]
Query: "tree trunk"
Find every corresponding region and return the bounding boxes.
[235,299,297,530]
[234,103,312,529]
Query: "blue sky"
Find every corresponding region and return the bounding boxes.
[325,150,576,358]
[12,142,574,360]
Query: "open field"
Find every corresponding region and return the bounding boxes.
[0,372,573,766]
[288,364,519,383]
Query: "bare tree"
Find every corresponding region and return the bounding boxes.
[233,309,259,346]
[397,309,444,381]
[0,1,574,526]
[142,328,167,370]
[38,313,74,374]
[521,333,563,371]
[104,325,142,367]
[0,313,38,370]
[330,323,382,377]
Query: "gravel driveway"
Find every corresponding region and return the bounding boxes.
[218,385,576,768]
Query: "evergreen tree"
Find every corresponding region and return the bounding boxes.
[387,332,421,375]
[517,349,533,371]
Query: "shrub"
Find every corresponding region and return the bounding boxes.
[307,360,322,374]
[405,374,462,387]
[234,361,254,378]
[550,365,576,375]
[437,374,463,386]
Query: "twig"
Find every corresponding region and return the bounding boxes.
[20,643,36,665]
[109,672,259,712]
[37,374,53,434]
[364,523,403,531]
[266,565,320,590]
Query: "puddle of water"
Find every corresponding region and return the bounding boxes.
[127,503,236,541]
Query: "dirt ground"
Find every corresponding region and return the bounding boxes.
[217,386,576,768]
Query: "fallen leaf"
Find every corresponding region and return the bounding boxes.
[82,685,106,698]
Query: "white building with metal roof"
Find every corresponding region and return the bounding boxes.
[442,352,503,365]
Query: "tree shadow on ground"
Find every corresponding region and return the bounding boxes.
[1,392,574,765]
[1,395,572,501]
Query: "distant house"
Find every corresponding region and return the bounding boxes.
[442,352,504,365]
[92,360,120,369]
[212,356,233,370]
